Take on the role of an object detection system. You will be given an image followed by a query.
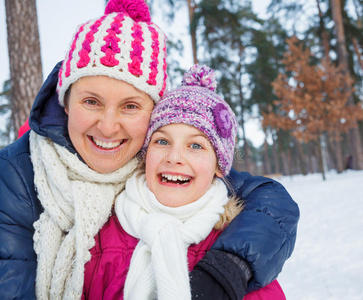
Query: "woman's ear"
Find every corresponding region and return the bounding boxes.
[64,106,69,115]
[215,169,223,178]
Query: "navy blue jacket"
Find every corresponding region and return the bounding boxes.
[0,62,299,299]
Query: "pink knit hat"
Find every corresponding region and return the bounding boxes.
[142,65,238,176]
[57,0,167,106]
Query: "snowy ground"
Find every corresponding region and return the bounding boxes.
[276,170,363,300]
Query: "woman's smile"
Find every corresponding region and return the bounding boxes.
[89,136,127,150]
[65,76,154,173]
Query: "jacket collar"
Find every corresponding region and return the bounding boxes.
[29,61,77,154]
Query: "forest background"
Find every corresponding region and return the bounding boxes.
[1,0,363,180]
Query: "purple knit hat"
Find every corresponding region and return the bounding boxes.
[57,0,167,106]
[142,64,238,176]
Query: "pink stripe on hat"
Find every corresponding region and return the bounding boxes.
[57,0,168,106]
[77,16,106,68]
[147,26,160,86]
[128,22,144,76]
[100,15,124,67]
[65,24,85,78]
[159,43,167,98]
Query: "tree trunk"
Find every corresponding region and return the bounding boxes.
[272,131,281,174]
[263,137,272,175]
[317,137,326,180]
[326,133,338,171]
[330,131,344,173]
[237,60,251,173]
[330,0,363,169]
[294,138,308,175]
[316,0,331,59]
[5,0,43,137]
[307,141,315,173]
[277,133,290,175]
[187,0,198,64]
[352,37,363,70]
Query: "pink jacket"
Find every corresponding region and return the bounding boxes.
[82,214,285,300]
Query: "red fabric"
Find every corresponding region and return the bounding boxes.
[18,118,30,138]
[245,280,285,300]
[82,214,285,299]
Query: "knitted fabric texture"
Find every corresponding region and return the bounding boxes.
[115,172,229,300]
[30,131,138,300]
[57,0,167,106]
[142,64,238,176]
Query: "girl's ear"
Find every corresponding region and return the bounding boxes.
[215,169,223,178]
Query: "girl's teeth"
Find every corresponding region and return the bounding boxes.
[161,174,191,182]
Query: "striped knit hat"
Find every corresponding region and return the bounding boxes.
[142,64,238,176]
[57,0,167,106]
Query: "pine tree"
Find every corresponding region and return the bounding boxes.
[5,0,43,137]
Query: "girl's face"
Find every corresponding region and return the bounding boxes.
[65,76,154,174]
[145,123,222,207]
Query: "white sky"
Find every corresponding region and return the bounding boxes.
[0,0,269,146]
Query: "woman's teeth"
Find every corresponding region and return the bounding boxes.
[92,137,123,149]
[160,173,191,184]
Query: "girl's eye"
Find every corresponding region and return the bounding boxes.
[84,99,98,106]
[156,139,169,146]
[190,143,202,150]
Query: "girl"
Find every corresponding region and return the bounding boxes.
[82,65,286,299]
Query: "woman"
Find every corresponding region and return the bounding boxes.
[0,0,299,299]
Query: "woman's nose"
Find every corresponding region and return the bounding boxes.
[97,109,121,137]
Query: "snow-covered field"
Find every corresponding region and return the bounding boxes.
[276,170,363,300]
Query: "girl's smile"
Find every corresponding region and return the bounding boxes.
[145,124,222,207]
[158,172,193,187]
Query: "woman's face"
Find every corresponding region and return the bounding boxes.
[65,76,154,174]
[145,124,222,207]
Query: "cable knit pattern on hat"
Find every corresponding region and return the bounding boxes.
[57,0,167,106]
[30,131,138,300]
[142,64,238,176]
[115,172,229,300]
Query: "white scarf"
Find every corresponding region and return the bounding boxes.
[30,131,138,300]
[115,171,229,300]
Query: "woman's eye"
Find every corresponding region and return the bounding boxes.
[156,139,168,146]
[84,99,98,106]
[190,143,202,150]
[125,104,138,110]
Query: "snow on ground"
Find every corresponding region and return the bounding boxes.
[276,170,363,300]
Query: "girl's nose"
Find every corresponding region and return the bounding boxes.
[165,146,186,165]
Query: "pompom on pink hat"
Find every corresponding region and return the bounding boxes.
[57,0,167,106]
[142,64,238,176]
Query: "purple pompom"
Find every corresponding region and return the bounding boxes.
[181,64,217,92]
[105,0,151,23]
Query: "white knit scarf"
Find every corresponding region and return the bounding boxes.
[115,171,229,300]
[29,131,138,300]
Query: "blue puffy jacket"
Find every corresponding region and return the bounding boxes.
[0,62,299,299]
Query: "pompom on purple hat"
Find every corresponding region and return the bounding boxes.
[142,64,238,176]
